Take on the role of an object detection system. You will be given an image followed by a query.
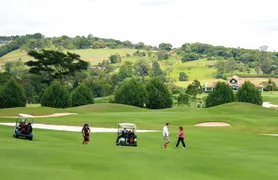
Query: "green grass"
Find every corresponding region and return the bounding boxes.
[1,124,278,179]
[0,106,66,116]
[0,48,137,65]
[69,48,137,65]
[0,49,32,62]
[262,91,278,104]
[2,49,278,90]
[1,103,278,179]
[1,103,278,132]
[171,59,217,81]
[94,96,111,104]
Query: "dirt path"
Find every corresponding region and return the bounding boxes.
[0,113,77,118]
[0,123,159,133]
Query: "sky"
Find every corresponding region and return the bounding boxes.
[0,0,277,51]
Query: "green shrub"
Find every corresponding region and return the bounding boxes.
[237,81,262,105]
[179,72,188,81]
[41,81,71,108]
[109,53,122,64]
[71,84,94,107]
[177,93,190,107]
[146,77,173,109]
[0,78,26,108]
[114,78,148,108]
[206,82,235,108]
[167,82,184,94]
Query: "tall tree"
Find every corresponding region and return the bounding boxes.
[205,82,235,108]
[117,61,133,82]
[159,43,173,51]
[186,80,203,107]
[0,78,26,108]
[177,93,190,107]
[25,50,88,84]
[114,78,148,108]
[150,61,163,77]
[237,81,263,105]
[265,79,277,91]
[133,59,150,82]
[109,53,122,64]
[41,81,71,108]
[179,72,188,81]
[71,83,94,107]
[146,77,173,109]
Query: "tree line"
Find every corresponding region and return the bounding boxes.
[177,43,278,77]
[0,33,156,58]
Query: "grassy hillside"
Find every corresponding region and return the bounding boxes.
[1,48,278,88]
[1,102,278,132]
[1,102,278,180]
[0,48,137,65]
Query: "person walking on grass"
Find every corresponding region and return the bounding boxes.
[82,123,91,145]
[175,126,186,149]
[162,123,170,149]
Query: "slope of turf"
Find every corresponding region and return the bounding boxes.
[67,103,148,113]
[0,125,278,180]
[0,48,137,64]
[0,106,66,116]
[0,103,146,116]
[1,103,278,133]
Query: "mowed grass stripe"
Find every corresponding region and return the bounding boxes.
[0,126,278,180]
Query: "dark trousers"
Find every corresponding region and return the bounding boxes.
[176,137,186,147]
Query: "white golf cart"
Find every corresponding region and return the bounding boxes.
[13,114,34,140]
[115,123,137,147]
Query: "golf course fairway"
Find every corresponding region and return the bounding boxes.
[0,103,278,180]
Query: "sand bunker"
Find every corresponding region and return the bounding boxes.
[195,122,231,127]
[0,113,77,118]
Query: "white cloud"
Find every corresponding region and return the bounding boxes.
[0,0,277,51]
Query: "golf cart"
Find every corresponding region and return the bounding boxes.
[13,114,34,140]
[115,123,137,147]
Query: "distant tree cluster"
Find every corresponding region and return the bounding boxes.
[205,81,263,107]
[0,78,26,108]
[0,33,45,57]
[0,33,154,58]
[177,42,278,76]
[114,77,173,109]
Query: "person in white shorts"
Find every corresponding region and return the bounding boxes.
[162,123,170,149]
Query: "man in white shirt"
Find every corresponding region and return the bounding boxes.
[162,123,170,149]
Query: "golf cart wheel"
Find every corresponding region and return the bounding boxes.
[29,136,33,141]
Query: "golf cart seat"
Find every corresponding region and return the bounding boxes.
[116,123,137,147]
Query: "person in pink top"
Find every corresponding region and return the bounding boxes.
[175,126,186,149]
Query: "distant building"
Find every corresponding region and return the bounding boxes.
[204,75,264,92]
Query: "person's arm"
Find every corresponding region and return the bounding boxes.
[164,131,168,138]
[81,129,85,136]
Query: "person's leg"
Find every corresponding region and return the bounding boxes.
[175,138,181,147]
[163,138,169,149]
[181,138,186,148]
[82,136,86,144]
[86,136,90,144]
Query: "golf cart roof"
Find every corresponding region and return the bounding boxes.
[18,114,34,118]
[118,123,136,128]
